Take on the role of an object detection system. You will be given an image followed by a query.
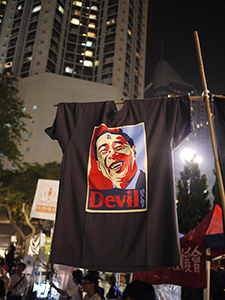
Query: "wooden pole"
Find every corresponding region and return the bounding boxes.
[194,31,225,300]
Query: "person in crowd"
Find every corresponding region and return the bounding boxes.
[106,275,122,299]
[88,271,104,299]
[8,262,29,299]
[0,279,5,300]
[82,275,101,300]
[122,280,155,300]
[50,269,83,300]
[1,265,10,293]
[5,245,15,275]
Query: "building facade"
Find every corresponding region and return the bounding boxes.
[0,0,7,34]
[0,0,148,98]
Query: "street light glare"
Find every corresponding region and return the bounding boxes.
[180,148,203,164]
[180,148,195,162]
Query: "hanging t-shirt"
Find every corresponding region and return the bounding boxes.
[45,95,193,272]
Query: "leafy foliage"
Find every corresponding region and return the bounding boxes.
[0,72,31,167]
[0,162,61,225]
[177,157,211,234]
[177,158,211,300]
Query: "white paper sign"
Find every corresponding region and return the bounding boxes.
[30,179,59,220]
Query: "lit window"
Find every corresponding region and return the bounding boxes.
[17,4,22,10]
[73,1,82,7]
[2,1,7,4]
[32,5,41,13]
[106,19,116,25]
[88,23,95,28]
[127,29,132,35]
[58,5,64,14]
[89,14,97,19]
[95,60,99,66]
[135,69,138,76]
[33,105,37,110]
[4,61,12,68]
[26,147,30,153]
[65,67,73,73]
[83,60,93,67]
[136,52,141,58]
[87,32,96,38]
[86,41,93,47]
[85,50,93,57]
[74,10,81,15]
[91,5,98,11]
[70,18,80,25]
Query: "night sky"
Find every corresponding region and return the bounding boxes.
[145,1,225,95]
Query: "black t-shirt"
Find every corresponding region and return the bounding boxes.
[45,95,193,272]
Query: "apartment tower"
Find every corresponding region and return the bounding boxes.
[0,0,148,98]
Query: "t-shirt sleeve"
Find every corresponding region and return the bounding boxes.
[45,103,78,152]
[166,94,194,150]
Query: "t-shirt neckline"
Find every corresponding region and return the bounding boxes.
[109,100,129,118]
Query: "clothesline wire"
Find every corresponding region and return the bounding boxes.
[53,94,225,106]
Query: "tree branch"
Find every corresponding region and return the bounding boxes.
[21,203,36,236]
[6,206,26,240]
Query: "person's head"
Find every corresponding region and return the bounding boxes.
[94,129,137,189]
[82,275,98,295]
[1,265,9,276]
[122,280,155,300]
[16,262,26,274]
[72,269,83,285]
[109,275,116,286]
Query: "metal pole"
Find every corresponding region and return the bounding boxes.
[194,30,225,300]
[193,31,225,227]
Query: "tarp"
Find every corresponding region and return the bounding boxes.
[133,205,225,289]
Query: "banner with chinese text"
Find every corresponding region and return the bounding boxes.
[133,205,224,289]
[30,179,59,220]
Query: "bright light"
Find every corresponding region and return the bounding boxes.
[194,156,203,163]
[180,148,203,164]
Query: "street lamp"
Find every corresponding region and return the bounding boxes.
[180,148,203,164]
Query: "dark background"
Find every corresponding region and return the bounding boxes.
[145,1,225,95]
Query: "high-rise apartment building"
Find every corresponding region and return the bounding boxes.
[0,1,7,34]
[0,0,148,98]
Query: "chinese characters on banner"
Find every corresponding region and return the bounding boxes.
[30,179,59,220]
[133,238,206,289]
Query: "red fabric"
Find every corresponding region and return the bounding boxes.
[133,205,224,288]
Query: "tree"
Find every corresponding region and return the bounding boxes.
[177,157,211,300]
[177,157,211,235]
[0,72,31,170]
[0,162,61,254]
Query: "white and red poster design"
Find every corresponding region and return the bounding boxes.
[30,179,59,220]
[86,123,148,213]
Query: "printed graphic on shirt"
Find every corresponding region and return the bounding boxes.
[86,123,147,213]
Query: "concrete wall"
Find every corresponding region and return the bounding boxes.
[3,72,122,169]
